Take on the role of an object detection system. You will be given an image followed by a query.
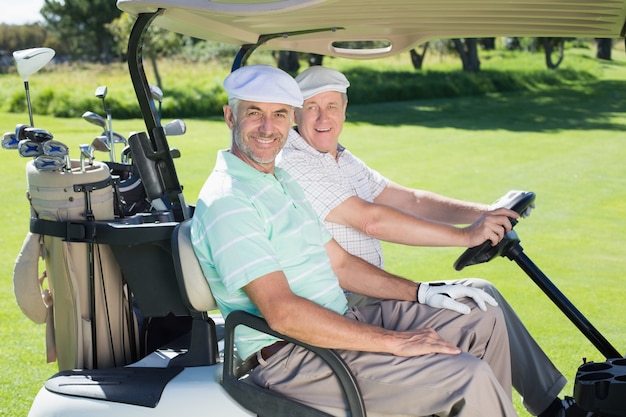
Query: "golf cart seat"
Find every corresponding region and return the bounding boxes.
[170,220,368,417]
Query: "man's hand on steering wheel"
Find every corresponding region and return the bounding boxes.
[454,191,536,271]
[462,208,519,247]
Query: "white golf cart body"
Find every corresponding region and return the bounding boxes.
[26,1,626,417]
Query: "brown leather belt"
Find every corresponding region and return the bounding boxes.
[244,340,289,370]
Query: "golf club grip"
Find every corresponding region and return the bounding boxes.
[128,132,165,201]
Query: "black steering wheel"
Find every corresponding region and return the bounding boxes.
[454,191,536,271]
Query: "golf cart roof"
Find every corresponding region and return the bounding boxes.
[117,0,626,59]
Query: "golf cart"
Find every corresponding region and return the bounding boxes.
[20,0,626,416]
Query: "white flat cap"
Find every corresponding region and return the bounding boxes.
[223,65,303,108]
[295,66,350,100]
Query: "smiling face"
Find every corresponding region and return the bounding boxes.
[224,99,294,173]
[295,90,347,158]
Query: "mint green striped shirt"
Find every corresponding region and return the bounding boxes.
[191,150,348,359]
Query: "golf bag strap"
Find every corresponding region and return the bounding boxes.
[30,218,96,242]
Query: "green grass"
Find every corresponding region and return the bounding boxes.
[2,48,626,416]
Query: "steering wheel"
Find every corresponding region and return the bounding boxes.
[453,191,536,271]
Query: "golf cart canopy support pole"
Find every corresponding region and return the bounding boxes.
[127,11,189,221]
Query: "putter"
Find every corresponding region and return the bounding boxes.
[95,86,115,162]
[12,47,55,127]
[2,132,19,149]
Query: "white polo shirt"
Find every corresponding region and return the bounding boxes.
[277,128,388,269]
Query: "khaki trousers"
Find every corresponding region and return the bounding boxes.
[348,278,568,416]
[251,299,517,417]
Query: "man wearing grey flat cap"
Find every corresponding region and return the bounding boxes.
[277,66,586,417]
[191,64,518,417]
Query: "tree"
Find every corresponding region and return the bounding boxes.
[0,23,47,52]
[453,38,480,71]
[409,42,429,70]
[107,12,184,89]
[596,38,612,60]
[542,38,564,69]
[274,51,300,73]
[41,0,121,62]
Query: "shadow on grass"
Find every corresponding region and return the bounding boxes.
[346,79,626,133]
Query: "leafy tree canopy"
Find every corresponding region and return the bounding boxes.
[41,0,121,61]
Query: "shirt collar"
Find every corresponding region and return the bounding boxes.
[287,127,345,156]
[216,149,287,182]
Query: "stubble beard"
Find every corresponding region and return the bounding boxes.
[234,128,284,166]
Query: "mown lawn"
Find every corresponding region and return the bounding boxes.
[1,47,626,416]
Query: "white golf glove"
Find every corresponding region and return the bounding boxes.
[417,282,498,315]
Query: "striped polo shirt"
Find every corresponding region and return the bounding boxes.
[191,150,348,360]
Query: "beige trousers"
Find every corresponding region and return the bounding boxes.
[252,298,517,417]
[348,278,567,416]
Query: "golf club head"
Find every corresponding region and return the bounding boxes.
[120,145,132,164]
[90,136,110,153]
[82,111,107,129]
[18,139,43,157]
[2,132,19,149]
[13,47,56,82]
[164,119,186,136]
[25,127,53,143]
[79,144,93,158]
[170,148,181,159]
[111,131,128,145]
[43,140,69,157]
[150,84,163,102]
[95,85,108,99]
[33,155,66,171]
[15,124,30,140]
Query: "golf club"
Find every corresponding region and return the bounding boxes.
[18,140,44,158]
[79,144,94,172]
[33,155,66,171]
[150,84,163,123]
[25,127,54,143]
[82,111,107,130]
[95,85,115,162]
[2,132,19,149]
[12,47,55,127]
[16,124,30,141]
[163,119,186,136]
[90,135,111,155]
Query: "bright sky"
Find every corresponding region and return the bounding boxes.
[0,0,45,24]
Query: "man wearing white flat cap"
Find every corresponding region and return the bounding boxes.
[277,65,585,417]
[191,64,518,417]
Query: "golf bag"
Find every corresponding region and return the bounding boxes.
[13,160,139,371]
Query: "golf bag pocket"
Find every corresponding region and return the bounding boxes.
[26,159,114,221]
[18,159,140,371]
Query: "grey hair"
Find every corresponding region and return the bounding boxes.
[228,97,241,118]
